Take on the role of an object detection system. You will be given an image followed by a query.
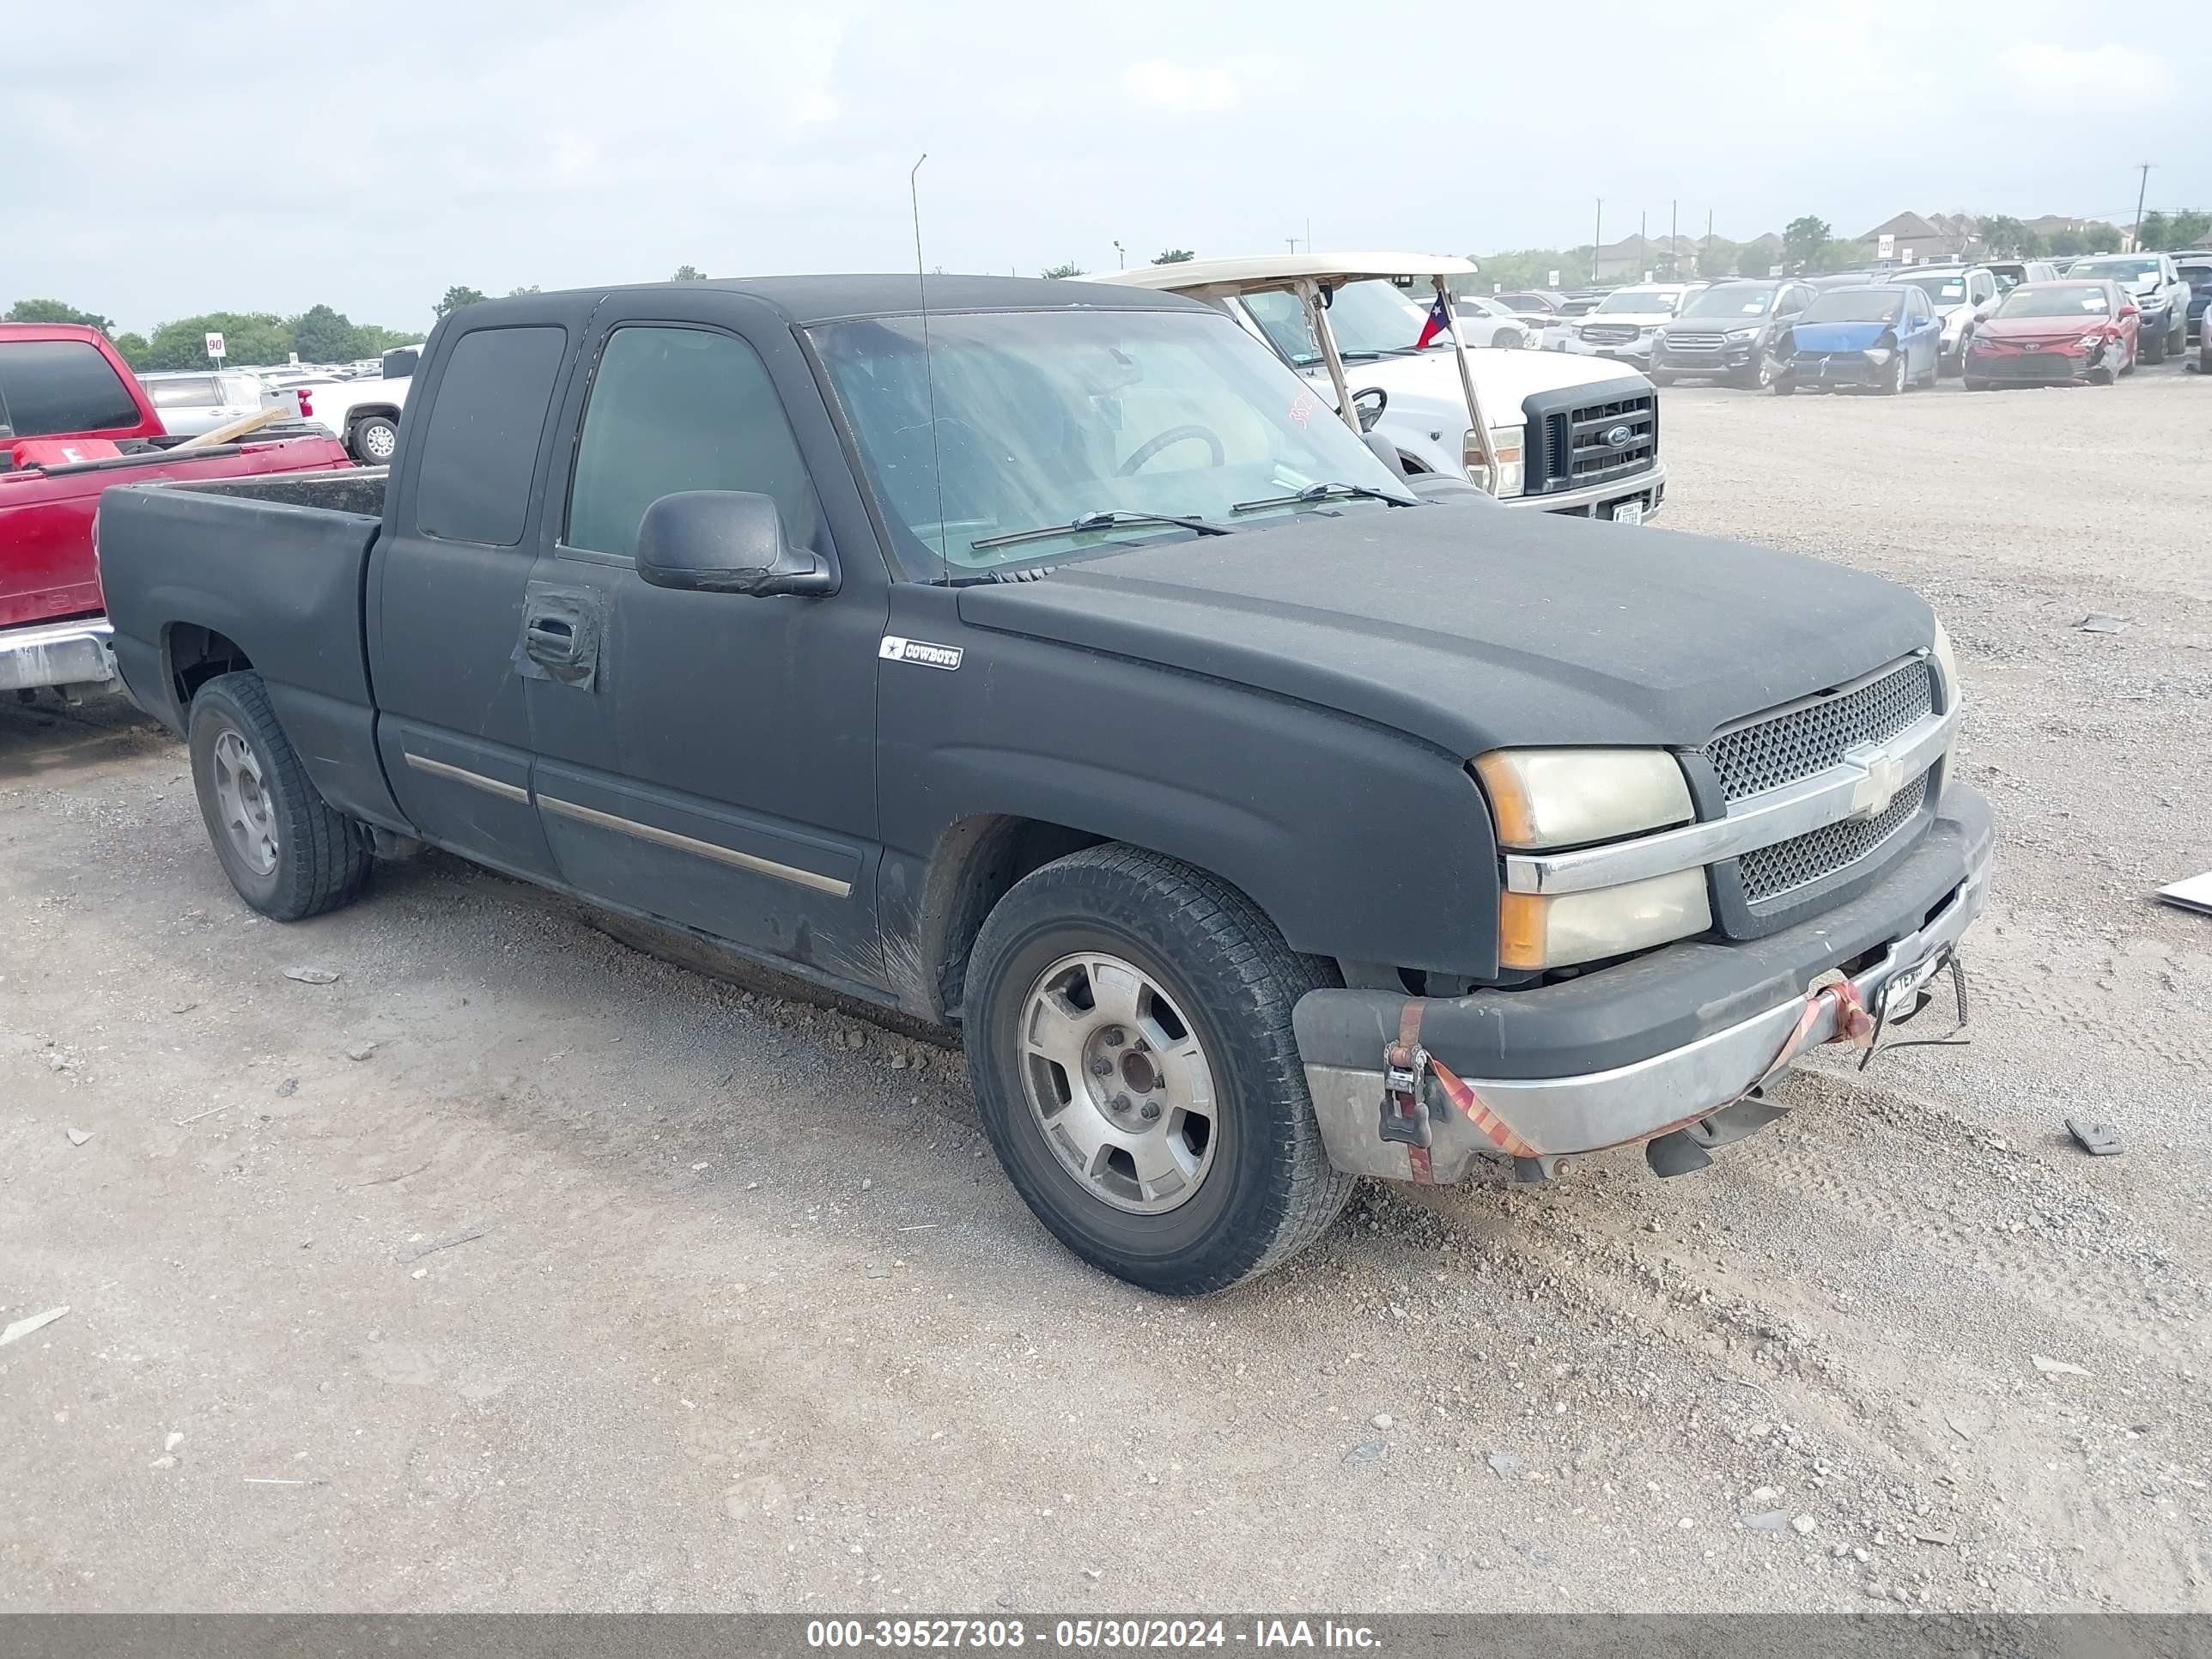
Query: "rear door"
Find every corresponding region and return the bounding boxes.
[518,292,890,985]
[368,302,587,881]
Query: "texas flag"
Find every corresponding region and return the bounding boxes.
[1416,293,1453,349]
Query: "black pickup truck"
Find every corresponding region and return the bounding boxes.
[98,276,1992,1295]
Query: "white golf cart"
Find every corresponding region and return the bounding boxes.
[1097,253,1665,521]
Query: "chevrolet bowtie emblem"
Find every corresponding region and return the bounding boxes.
[1847,744,1905,817]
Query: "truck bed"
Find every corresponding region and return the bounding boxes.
[99,471,398,826]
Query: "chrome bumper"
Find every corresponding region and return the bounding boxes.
[1301,826,1990,1185]
[0,617,118,695]
[1507,463,1667,519]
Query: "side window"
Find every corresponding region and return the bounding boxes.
[0,340,143,437]
[565,325,818,560]
[414,325,568,547]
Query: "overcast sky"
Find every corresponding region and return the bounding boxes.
[11,0,2204,333]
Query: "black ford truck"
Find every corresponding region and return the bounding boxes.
[97,276,1991,1295]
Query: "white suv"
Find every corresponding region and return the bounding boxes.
[1559,284,1703,370]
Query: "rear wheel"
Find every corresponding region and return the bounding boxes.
[964,845,1352,1296]
[188,672,371,921]
[350,414,399,465]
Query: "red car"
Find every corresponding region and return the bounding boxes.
[2,323,352,700]
[1961,279,2139,388]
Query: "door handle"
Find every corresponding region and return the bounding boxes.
[524,616,580,666]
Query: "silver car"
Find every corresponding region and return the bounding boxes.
[137,370,282,438]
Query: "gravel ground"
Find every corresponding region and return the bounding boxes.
[3,358,2208,1613]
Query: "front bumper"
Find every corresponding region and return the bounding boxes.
[1294,786,1992,1184]
[1653,345,1757,375]
[1966,343,2096,382]
[1782,353,1886,387]
[1563,336,1654,367]
[0,617,118,696]
[1506,464,1667,520]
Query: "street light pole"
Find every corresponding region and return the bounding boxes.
[2131,162,2154,250]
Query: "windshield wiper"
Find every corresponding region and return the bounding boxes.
[1231,481,1416,514]
[969,509,1231,553]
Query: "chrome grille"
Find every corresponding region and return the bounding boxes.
[1704,658,1934,801]
[1580,324,1641,343]
[1738,770,1929,904]
[1664,331,1727,352]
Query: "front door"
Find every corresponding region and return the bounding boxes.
[368,313,580,882]
[520,299,889,988]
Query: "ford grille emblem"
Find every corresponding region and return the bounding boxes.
[1602,423,1635,449]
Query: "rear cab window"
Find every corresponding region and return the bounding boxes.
[0,338,143,437]
[414,326,569,546]
[144,377,222,409]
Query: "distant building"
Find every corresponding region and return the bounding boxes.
[1844,211,1978,265]
[1590,233,1700,283]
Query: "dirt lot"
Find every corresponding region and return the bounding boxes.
[3,360,2209,1614]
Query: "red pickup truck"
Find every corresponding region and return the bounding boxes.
[1,322,352,700]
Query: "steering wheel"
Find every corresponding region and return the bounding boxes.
[1116,424,1226,476]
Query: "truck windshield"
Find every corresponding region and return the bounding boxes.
[2069,258,2158,282]
[1595,290,1680,315]
[811,307,1411,575]
[1239,281,1438,364]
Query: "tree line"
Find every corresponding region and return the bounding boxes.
[4,297,421,371]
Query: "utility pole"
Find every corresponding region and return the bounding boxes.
[1706,208,1714,275]
[1669,200,1678,279]
[1638,210,1647,280]
[1113,240,1125,270]
[1593,198,1602,283]
[2131,161,2154,249]
[1286,235,1299,254]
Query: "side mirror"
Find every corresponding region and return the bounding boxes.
[635,490,836,598]
[1352,386,1388,434]
[2120,304,2139,319]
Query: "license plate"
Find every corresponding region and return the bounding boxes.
[1609,501,1644,526]
[1880,946,1950,1018]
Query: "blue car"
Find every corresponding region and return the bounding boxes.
[1772,284,1942,395]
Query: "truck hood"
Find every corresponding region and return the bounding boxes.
[1787,320,1892,355]
[953,508,1932,757]
[1312,349,1650,420]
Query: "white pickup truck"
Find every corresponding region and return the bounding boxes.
[288,342,425,464]
[1100,254,1665,521]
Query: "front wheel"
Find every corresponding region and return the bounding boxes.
[1771,375,1796,396]
[1491,327,1521,350]
[188,672,371,921]
[1735,354,1776,390]
[1650,371,1676,386]
[1882,352,1910,395]
[1963,376,1990,391]
[964,845,1353,1295]
[2144,326,2168,365]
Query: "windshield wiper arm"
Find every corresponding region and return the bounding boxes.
[969,509,1231,552]
[1231,481,1416,514]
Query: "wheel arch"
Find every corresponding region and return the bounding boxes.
[165,622,255,712]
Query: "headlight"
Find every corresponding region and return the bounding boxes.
[1498,870,1711,971]
[1464,424,1525,497]
[1472,749,1693,850]
[1723,327,1759,343]
[1862,346,1894,364]
[2078,332,2106,349]
[1930,619,1960,711]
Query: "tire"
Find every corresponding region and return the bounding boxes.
[1771,376,1796,397]
[1491,327,1521,350]
[963,844,1353,1296]
[1962,376,1989,391]
[350,414,399,465]
[1650,371,1676,386]
[1881,351,1909,395]
[2143,326,2167,365]
[187,672,371,922]
[1735,353,1776,390]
